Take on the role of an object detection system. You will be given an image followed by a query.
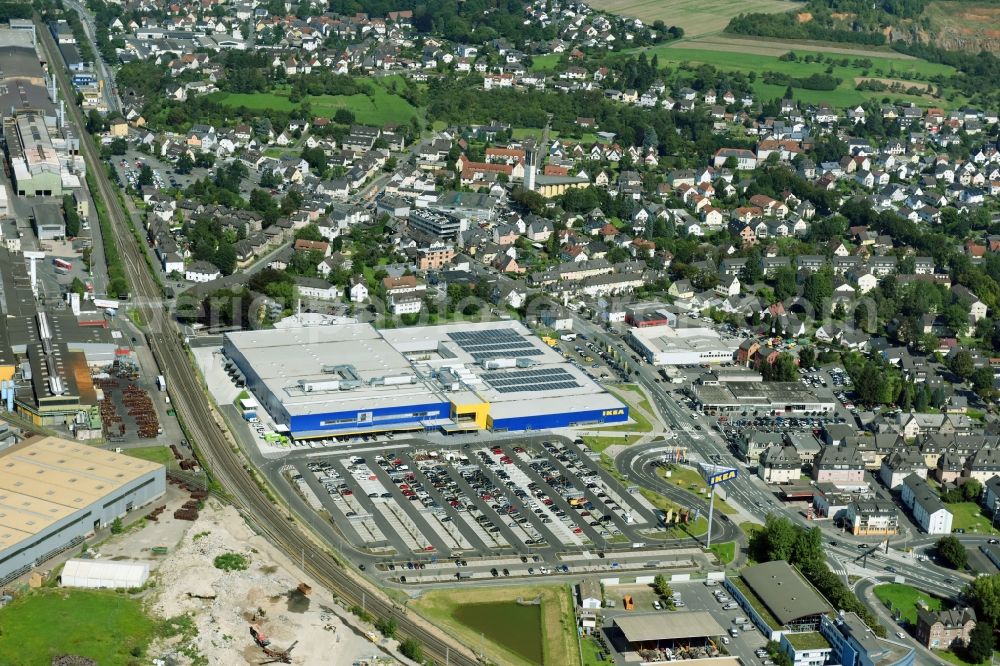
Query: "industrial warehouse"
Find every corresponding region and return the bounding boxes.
[0,435,165,585]
[691,382,836,415]
[627,326,742,366]
[223,321,629,438]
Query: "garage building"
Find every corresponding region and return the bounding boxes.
[0,436,165,585]
[612,611,727,652]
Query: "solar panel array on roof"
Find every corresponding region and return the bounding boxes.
[482,367,580,393]
[447,329,544,361]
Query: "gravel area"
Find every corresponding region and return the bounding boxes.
[148,501,400,666]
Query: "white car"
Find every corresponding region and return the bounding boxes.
[896,632,906,640]
[652,600,662,610]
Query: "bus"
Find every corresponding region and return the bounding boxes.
[53,258,72,271]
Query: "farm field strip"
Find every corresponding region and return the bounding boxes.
[587,0,796,38]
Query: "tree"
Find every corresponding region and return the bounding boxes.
[70,277,86,296]
[771,265,798,301]
[215,244,237,276]
[110,517,124,534]
[63,195,80,237]
[653,574,674,604]
[334,108,355,125]
[301,146,327,174]
[948,350,975,379]
[86,109,105,134]
[961,478,983,502]
[803,266,833,311]
[399,639,423,661]
[138,164,154,187]
[972,367,995,398]
[765,641,792,666]
[798,346,816,370]
[761,352,799,382]
[966,620,994,663]
[176,153,194,175]
[294,224,324,242]
[374,616,397,638]
[937,535,968,570]
[965,574,1000,628]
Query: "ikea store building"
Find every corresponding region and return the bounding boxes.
[223,321,629,438]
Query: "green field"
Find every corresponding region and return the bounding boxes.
[587,0,796,38]
[210,79,419,126]
[530,53,562,71]
[874,583,944,626]
[411,585,579,666]
[125,445,174,467]
[0,590,158,665]
[641,46,958,108]
[511,127,604,144]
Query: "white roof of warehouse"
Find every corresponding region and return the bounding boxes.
[226,321,625,419]
[61,559,150,589]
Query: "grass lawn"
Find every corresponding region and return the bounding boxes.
[582,434,641,452]
[709,541,737,565]
[639,487,708,538]
[209,78,419,126]
[410,585,580,666]
[936,648,1000,666]
[873,583,944,626]
[124,445,174,467]
[530,53,562,71]
[582,634,612,665]
[947,502,999,534]
[0,589,158,665]
[596,385,655,434]
[656,465,737,515]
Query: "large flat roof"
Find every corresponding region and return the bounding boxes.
[226,321,624,420]
[629,325,742,354]
[740,561,831,625]
[0,436,162,550]
[614,611,726,642]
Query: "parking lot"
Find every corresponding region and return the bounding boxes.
[553,334,630,383]
[284,436,709,582]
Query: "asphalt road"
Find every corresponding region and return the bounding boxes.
[37,18,479,666]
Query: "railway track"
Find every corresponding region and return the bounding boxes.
[35,20,478,666]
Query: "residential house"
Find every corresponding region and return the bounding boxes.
[916,608,976,650]
[758,445,801,484]
[900,473,953,535]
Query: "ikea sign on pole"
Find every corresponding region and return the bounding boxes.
[700,464,739,487]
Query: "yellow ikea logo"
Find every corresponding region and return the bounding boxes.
[602,409,625,417]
